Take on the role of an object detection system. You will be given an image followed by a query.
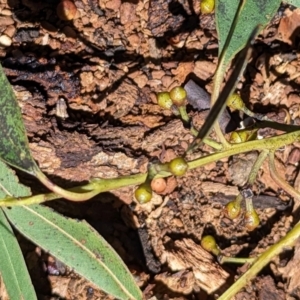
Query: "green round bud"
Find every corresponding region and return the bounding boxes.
[230,130,248,144]
[227,93,245,111]
[200,0,215,14]
[134,183,152,204]
[244,209,260,231]
[168,157,188,176]
[201,235,220,256]
[157,92,173,110]
[230,129,257,144]
[169,86,187,107]
[224,200,241,219]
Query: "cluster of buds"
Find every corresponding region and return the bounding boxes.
[134,157,188,204]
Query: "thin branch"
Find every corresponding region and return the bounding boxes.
[268,151,300,203]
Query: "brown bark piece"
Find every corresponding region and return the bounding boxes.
[155,270,195,295]
[278,241,300,298]
[3,61,80,106]
[163,238,229,294]
[89,124,147,152]
[258,157,286,195]
[105,79,138,118]
[141,119,191,153]
[257,276,285,300]
[194,60,217,81]
[148,0,185,37]
[277,8,300,46]
[228,152,259,187]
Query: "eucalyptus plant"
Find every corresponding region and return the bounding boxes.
[0,0,300,299]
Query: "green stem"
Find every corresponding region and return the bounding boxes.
[178,106,190,123]
[210,0,247,147]
[1,172,148,206]
[234,193,243,207]
[268,151,300,201]
[248,150,269,184]
[210,54,229,147]
[35,168,100,201]
[219,256,256,265]
[89,173,147,192]
[245,196,253,211]
[203,138,223,150]
[191,126,223,150]
[188,27,259,153]
[215,124,230,148]
[3,130,300,206]
[188,131,300,171]
[242,106,272,121]
[218,221,300,300]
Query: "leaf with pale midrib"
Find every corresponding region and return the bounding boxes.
[0,160,31,198]
[216,0,282,69]
[0,64,38,174]
[0,161,36,299]
[5,204,143,300]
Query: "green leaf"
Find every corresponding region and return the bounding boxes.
[216,0,281,66]
[189,27,258,151]
[0,160,31,198]
[0,209,37,299]
[5,205,143,300]
[0,161,36,298]
[0,64,38,175]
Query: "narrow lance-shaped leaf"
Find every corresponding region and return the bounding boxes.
[188,27,258,151]
[0,209,37,300]
[0,64,38,175]
[201,0,282,152]
[0,159,31,198]
[4,204,143,300]
[216,0,281,68]
[0,161,36,299]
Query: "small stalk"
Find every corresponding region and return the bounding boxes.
[202,138,223,150]
[248,150,269,184]
[152,162,172,176]
[268,151,300,203]
[0,173,148,206]
[218,221,300,300]
[242,106,272,121]
[188,130,300,171]
[178,106,190,124]
[218,256,256,265]
[35,168,101,201]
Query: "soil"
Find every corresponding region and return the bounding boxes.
[0,0,300,299]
